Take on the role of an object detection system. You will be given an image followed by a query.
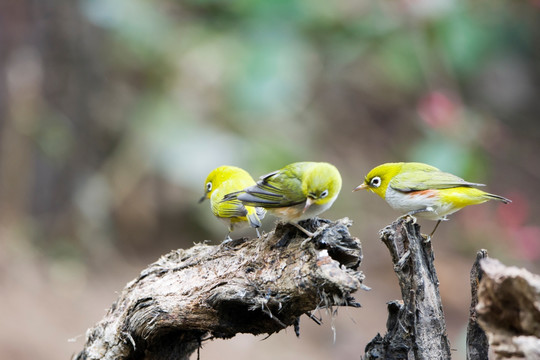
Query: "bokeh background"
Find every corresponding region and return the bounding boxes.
[1,0,539,359]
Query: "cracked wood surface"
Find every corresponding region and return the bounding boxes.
[477,257,540,360]
[74,217,364,360]
[466,249,489,360]
[364,216,451,360]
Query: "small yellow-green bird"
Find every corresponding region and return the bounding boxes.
[200,166,266,240]
[227,162,342,236]
[353,162,511,234]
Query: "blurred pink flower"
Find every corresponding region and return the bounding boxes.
[527,0,540,8]
[496,191,528,229]
[418,90,461,129]
[494,191,540,260]
[509,226,540,261]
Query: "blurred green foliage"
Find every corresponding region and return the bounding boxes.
[1,0,539,265]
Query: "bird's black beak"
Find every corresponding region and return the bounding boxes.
[198,195,207,204]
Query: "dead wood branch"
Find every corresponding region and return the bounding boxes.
[74,217,364,360]
[466,249,489,360]
[364,216,451,360]
[477,258,540,360]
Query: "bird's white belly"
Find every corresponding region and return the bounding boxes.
[385,187,456,220]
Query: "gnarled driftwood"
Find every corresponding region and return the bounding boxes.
[74,217,364,360]
[477,257,540,360]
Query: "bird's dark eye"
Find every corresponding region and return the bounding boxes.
[206,182,212,192]
[370,176,381,188]
[320,190,329,198]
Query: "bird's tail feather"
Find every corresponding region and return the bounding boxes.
[221,190,241,202]
[486,193,511,204]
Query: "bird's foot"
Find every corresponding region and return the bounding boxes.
[406,206,436,217]
[220,236,248,247]
[291,222,314,238]
[399,213,418,224]
[297,221,330,247]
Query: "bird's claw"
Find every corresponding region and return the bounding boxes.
[299,223,330,247]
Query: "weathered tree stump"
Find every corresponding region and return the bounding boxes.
[477,258,540,360]
[364,216,451,360]
[466,249,489,360]
[74,217,364,360]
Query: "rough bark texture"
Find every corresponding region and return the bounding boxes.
[364,216,451,360]
[477,258,540,360]
[466,249,490,360]
[74,217,364,360]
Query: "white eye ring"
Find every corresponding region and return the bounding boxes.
[206,182,212,192]
[320,190,329,198]
[370,176,381,188]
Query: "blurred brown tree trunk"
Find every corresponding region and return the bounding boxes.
[0,0,121,247]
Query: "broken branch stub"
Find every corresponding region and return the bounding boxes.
[466,249,489,360]
[477,257,540,360]
[364,216,451,360]
[75,217,364,360]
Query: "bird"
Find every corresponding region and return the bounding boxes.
[353,162,511,235]
[226,162,342,236]
[200,165,266,240]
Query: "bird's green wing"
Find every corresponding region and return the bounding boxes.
[237,165,308,208]
[212,189,248,219]
[390,169,485,192]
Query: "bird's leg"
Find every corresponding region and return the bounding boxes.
[407,206,435,217]
[405,207,445,240]
[221,230,233,244]
[429,220,441,237]
[255,227,261,238]
[291,222,314,238]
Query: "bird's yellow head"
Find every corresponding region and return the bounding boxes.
[353,163,404,199]
[301,163,342,209]
[200,166,251,203]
